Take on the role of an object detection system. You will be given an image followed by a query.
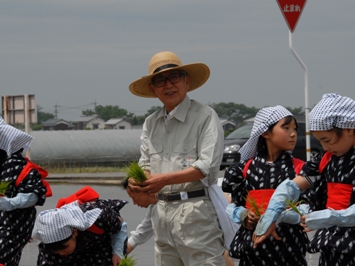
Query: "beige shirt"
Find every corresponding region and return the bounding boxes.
[139,96,224,193]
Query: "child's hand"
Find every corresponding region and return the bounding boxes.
[300,215,312,232]
[244,209,260,230]
[112,254,121,266]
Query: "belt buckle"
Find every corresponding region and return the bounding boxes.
[180,191,188,200]
[162,192,169,202]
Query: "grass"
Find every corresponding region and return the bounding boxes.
[119,255,137,266]
[284,197,304,216]
[0,181,11,195]
[123,161,147,183]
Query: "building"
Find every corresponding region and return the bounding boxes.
[105,118,132,129]
[72,115,105,130]
[42,119,71,131]
[219,119,236,132]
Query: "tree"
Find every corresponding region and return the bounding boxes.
[145,106,161,117]
[37,105,55,123]
[286,106,304,115]
[209,102,259,127]
[82,105,134,121]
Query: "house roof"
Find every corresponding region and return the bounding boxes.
[42,119,69,126]
[105,118,127,125]
[72,115,103,123]
[219,119,236,126]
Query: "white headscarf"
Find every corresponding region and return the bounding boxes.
[239,105,293,161]
[0,116,33,156]
[309,93,355,131]
[32,201,102,244]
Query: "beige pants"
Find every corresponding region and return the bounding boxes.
[152,197,226,266]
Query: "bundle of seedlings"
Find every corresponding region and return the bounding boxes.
[0,181,11,196]
[119,255,137,266]
[123,161,148,183]
[244,193,266,217]
[284,198,304,216]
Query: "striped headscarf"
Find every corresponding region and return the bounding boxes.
[239,105,293,161]
[32,201,102,244]
[0,116,33,156]
[309,93,355,131]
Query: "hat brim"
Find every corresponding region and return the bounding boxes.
[129,63,210,98]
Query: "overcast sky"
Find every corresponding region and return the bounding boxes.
[1,0,355,121]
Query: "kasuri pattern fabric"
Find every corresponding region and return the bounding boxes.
[309,93,355,131]
[222,152,308,266]
[301,147,355,265]
[37,199,128,266]
[0,116,33,157]
[32,200,102,244]
[239,106,293,162]
[0,151,47,266]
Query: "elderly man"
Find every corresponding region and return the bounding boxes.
[128,51,226,265]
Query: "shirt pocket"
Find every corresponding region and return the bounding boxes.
[172,141,197,170]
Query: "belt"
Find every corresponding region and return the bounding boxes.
[158,189,206,202]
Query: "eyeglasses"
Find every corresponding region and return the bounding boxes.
[151,72,186,87]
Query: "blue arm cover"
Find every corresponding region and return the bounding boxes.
[111,221,127,259]
[0,193,38,211]
[276,204,310,225]
[254,179,301,235]
[306,204,355,230]
[226,203,248,224]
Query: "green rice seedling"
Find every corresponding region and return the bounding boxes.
[123,162,147,183]
[0,181,11,196]
[244,195,265,217]
[284,197,304,216]
[119,255,137,266]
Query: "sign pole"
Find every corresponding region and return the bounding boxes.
[289,31,311,160]
[276,0,310,160]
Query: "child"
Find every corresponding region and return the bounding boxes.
[222,105,309,265]
[253,93,355,265]
[32,196,128,266]
[0,117,50,266]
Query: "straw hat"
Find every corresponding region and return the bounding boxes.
[129,51,210,98]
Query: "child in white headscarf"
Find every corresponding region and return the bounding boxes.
[0,117,50,266]
[32,198,128,266]
[222,105,309,265]
[253,93,355,265]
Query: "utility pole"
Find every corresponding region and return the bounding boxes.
[54,103,60,119]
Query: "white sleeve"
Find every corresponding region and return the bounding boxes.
[128,205,154,248]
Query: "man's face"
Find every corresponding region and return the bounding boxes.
[127,187,151,208]
[149,70,190,113]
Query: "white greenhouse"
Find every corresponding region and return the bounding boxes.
[28,129,142,168]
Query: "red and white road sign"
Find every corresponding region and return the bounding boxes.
[276,0,307,32]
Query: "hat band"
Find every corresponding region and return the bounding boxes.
[153,64,179,74]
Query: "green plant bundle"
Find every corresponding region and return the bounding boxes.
[0,181,11,195]
[244,195,266,217]
[119,255,137,266]
[123,162,147,183]
[284,197,304,216]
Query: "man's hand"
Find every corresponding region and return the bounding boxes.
[137,173,168,194]
[112,254,121,266]
[252,222,280,248]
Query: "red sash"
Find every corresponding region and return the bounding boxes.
[245,189,275,215]
[326,182,353,210]
[15,158,52,197]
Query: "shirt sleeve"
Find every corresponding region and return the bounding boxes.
[192,109,224,178]
[128,205,153,248]
[138,121,151,172]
